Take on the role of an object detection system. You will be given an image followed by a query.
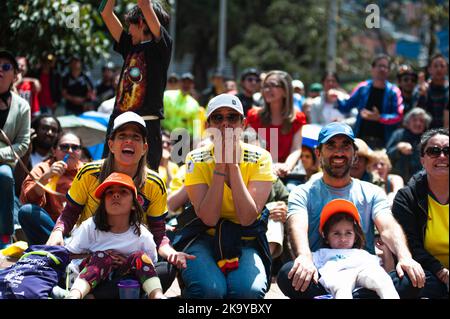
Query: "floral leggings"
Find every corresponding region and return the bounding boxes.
[79,250,157,289]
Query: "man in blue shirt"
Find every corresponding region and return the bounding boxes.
[277,122,425,299]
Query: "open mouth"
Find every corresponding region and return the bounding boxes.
[122,147,135,155]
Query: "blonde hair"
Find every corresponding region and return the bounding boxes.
[369,149,392,171]
[260,70,295,134]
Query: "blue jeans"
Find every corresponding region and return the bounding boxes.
[277,260,421,299]
[18,204,55,245]
[418,270,448,299]
[0,164,15,235]
[180,233,268,299]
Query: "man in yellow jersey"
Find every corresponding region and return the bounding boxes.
[175,93,275,298]
[393,128,449,298]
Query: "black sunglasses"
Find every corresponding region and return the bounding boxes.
[59,143,81,152]
[209,113,242,124]
[424,146,449,158]
[0,63,13,72]
[245,77,261,83]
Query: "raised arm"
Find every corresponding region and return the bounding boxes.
[99,0,123,43]
[138,0,162,39]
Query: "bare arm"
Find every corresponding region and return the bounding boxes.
[286,213,318,291]
[138,0,161,39]
[167,185,189,214]
[185,163,226,226]
[228,164,271,226]
[375,213,425,288]
[99,0,123,43]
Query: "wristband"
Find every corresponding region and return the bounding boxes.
[213,170,226,177]
[98,0,108,13]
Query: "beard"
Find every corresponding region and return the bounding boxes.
[321,156,352,178]
[35,138,54,151]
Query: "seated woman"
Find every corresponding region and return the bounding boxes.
[393,128,449,299]
[176,94,275,299]
[46,111,194,296]
[18,131,84,245]
[245,70,307,178]
[368,150,404,207]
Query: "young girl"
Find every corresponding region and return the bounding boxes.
[65,172,164,299]
[313,199,400,299]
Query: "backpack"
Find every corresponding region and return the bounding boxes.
[0,245,70,299]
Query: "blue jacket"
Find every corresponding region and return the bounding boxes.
[337,80,404,144]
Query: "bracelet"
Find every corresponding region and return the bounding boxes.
[98,0,108,13]
[213,170,226,177]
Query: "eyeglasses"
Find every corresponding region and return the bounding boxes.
[0,63,13,72]
[424,146,449,158]
[262,82,283,89]
[209,113,242,124]
[400,76,417,83]
[245,77,261,83]
[59,144,81,152]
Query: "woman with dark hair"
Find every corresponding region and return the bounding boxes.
[18,131,84,245]
[246,70,307,178]
[393,128,449,299]
[46,111,193,295]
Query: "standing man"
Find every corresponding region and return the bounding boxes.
[236,68,262,116]
[277,122,425,299]
[100,0,172,171]
[330,54,404,150]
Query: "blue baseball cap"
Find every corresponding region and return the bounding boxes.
[318,122,355,145]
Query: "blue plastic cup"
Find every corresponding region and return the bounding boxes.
[117,279,141,299]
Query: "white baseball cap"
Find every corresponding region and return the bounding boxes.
[206,93,244,118]
[111,111,147,137]
[292,80,304,90]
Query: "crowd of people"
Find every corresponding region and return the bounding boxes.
[0,0,448,300]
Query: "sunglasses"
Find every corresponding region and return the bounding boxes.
[263,82,283,89]
[59,143,81,152]
[0,63,13,72]
[424,146,449,158]
[245,77,261,83]
[209,113,242,124]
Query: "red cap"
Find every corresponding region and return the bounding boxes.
[319,199,361,233]
[94,172,137,199]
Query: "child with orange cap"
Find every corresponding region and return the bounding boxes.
[65,172,164,299]
[312,199,400,299]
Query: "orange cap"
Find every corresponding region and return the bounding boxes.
[94,172,137,199]
[319,199,361,233]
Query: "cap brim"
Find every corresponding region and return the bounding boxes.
[95,180,137,198]
[112,122,147,138]
[320,199,360,233]
[320,132,354,145]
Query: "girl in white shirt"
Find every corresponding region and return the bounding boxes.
[66,172,164,299]
[313,199,400,299]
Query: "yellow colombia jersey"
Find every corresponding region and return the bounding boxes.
[424,195,449,268]
[68,160,168,225]
[184,141,275,224]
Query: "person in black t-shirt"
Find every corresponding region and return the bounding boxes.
[100,0,172,171]
[61,56,95,115]
[236,67,262,116]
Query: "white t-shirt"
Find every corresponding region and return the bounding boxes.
[65,217,158,264]
[31,152,47,168]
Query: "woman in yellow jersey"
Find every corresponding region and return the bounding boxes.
[18,132,84,245]
[393,128,449,299]
[177,94,275,299]
[46,111,194,297]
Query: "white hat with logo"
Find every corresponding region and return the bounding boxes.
[206,94,244,119]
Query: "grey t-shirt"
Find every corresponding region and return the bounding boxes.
[287,177,391,254]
